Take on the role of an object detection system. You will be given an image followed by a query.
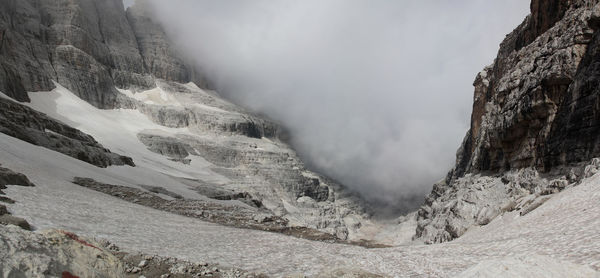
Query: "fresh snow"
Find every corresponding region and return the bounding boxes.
[0,85,598,277]
[25,83,230,197]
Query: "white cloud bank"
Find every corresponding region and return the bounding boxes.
[138,0,530,213]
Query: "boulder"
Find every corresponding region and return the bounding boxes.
[0,225,125,277]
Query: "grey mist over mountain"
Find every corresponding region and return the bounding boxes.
[140,0,530,212]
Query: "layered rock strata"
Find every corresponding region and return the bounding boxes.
[0,0,201,108]
[119,82,371,240]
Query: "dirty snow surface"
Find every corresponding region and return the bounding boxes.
[0,87,599,277]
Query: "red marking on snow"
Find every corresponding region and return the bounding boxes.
[62,271,80,278]
[59,230,101,251]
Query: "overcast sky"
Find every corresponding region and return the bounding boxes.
[134,0,530,214]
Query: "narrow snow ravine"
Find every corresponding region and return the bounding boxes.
[0,85,598,277]
[2,133,599,277]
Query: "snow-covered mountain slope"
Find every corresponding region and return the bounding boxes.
[0,0,392,241]
[0,0,599,277]
[1,129,599,276]
[0,82,383,242]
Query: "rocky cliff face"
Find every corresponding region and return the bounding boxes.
[0,0,372,240]
[0,0,201,108]
[416,0,600,243]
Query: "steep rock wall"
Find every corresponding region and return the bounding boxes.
[454,0,597,177]
[416,0,600,243]
[0,0,199,108]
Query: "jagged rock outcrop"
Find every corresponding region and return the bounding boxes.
[544,5,600,168]
[416,0,600,243]
[454,0,597,176]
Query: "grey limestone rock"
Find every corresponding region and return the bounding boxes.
[0,164,35,189]
[126,2,191,84]
[0,225,125,277]
[0,0,199,108]
[137,133,196,163]
[0,215,31,231]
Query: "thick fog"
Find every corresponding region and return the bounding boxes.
[139,0,529,214]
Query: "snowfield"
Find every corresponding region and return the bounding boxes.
[25,83,229,189]
[0,86,598,277]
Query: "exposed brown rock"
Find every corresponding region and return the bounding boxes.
[416,0,600,243]
[453,0,598,178]
[516,0,578,51]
